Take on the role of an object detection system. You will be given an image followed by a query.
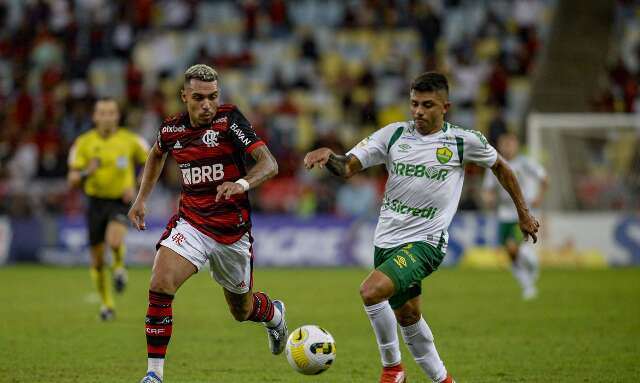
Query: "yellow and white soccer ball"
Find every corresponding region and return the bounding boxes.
[285,325,336,375]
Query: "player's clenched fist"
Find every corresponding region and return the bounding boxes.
[519,213,540,243]
[303,148,334,170]
[128,201,146,231]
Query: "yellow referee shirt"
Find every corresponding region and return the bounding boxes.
[68,128,149,199]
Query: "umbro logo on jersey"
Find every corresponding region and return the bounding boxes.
[173,140,183,149]
[398,143,411,152]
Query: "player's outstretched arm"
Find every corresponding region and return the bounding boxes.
[215,145,278,201]
[303,148,362,178]
[490,155,540,243]
[128,143,167,230]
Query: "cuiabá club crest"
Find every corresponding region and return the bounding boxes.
[436,147,453,164]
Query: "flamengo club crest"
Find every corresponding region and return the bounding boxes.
[202,130,219,147]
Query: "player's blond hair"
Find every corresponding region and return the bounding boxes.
[184,64,218,84]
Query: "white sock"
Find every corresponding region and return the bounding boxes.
[364,301,401,367]
[265,302,283,328]
[519,243,539,281]
[147,358,164,379]
[400,316,447,382]
[511,258,532,292]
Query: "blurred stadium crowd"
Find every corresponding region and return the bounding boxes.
[595,0,640,113]
[0,0,633,221]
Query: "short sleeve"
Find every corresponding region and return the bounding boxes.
[461,129,497,168]
[347,123,403,169]
[68,138,87,170]
[228,108,264,154]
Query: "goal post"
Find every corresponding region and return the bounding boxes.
[526,113,640,211]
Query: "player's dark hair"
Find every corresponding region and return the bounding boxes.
[410,72,449,94]
[184,64,218,85]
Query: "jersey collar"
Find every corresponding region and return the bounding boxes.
[408,121,446,141]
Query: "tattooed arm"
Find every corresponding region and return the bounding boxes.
[303,148,363,179]
[244,145,279,187]
[215,145,278,201]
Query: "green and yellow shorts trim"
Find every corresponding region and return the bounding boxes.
[498,221,524,246]
[374,241,445,309]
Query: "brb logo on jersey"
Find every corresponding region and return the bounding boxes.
[181,164,225,185]
[202,130,219,147]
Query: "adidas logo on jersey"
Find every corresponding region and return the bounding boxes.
[174,140,183,149]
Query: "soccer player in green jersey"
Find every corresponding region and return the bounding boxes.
[304,72,539,383]
[482,132,548,300]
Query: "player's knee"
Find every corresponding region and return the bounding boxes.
[397,311,421,327]
[149,275,177,295]
[108,240,124,251]
[90,255,104,269]
[360,282,385,305]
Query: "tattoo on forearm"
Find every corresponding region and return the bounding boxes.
[245,146,278,188]
[326,154,349,177]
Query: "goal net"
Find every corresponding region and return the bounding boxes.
[527,113,640,211]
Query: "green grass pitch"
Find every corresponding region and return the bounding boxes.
[1,266,638,382]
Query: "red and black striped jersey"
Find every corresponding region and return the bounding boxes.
[157,104,265,244]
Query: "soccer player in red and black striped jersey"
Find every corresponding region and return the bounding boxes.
[128,64,287,383]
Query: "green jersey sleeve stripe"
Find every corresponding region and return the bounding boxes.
[387,126,405,153]
[437,231,445,251]
[455,136,464,163]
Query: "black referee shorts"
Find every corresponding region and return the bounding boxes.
[87,196,130,246]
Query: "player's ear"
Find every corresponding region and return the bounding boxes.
[180,88,187,103]
[443,100,451,114]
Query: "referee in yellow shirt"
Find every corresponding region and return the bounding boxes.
[67,98,149,321]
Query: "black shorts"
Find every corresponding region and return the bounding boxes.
[87,196,129,246]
